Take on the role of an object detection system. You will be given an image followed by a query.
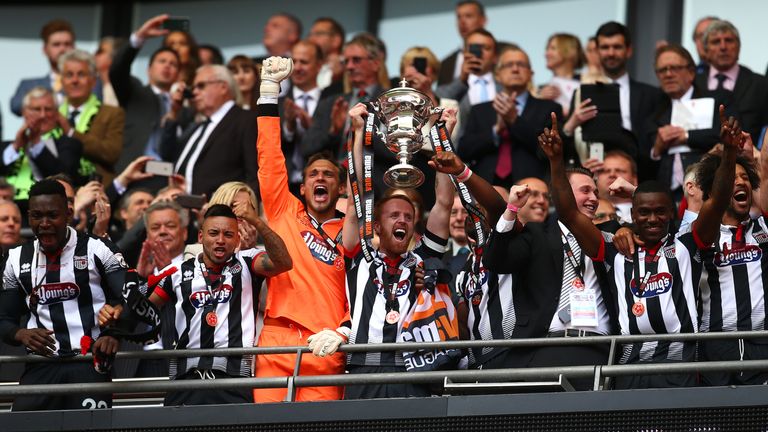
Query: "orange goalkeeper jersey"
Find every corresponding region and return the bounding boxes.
[257,115,347,333]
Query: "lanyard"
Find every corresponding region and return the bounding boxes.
[632,241,665,296]
[347,108,376,263]
[197,256,233,312]
[428,121,489,248]
[378,252,417,313]
[559,228,584,281]
[306,213,342,254]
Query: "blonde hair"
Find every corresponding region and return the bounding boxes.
[209,182,258,210]
[547,33,586,70]
[399,46,440,81]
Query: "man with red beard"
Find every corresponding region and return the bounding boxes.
[306,103,454,399]
[250,56,349,402]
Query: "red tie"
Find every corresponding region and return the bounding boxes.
[495,127,513,179]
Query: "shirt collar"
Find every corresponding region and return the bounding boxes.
[613,73,630,88]
[709,63,739,83]
[677,86,694,102]
[209,100,235,124]
[470,71,494,85]
[292,86,321,101]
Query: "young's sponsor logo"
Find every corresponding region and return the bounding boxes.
[302,231,338,265]
[36,282,80,305]
[189,284,233,308]
[630,272,673,298]
[715,244,762,267]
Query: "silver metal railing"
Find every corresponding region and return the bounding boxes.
[0,330,766,402]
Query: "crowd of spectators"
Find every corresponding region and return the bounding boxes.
[2,0,768,410]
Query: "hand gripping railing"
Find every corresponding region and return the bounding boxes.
[1,330,767,402]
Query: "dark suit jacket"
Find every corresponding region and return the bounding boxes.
[459,96,564,184]
[647,85,729,190]
[160,104,258,197]
[109,44,192,173]
[438,50,461,87]
[627,79,664,182]
[67,103,125,184]
[11,75,103,117]
[695,64,768,143]
[483,219,619,357]
[0,136,83,189]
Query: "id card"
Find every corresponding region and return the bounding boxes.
[570,289,598,327]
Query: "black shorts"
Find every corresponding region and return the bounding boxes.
[164,369,253,406]
[12,360,111,411]
[344,365,431,400]
[699,338,768,386]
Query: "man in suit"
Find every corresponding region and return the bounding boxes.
[459,45,563,187]
[438,1,487,86]
[58,49,124,184]
[695,19,768,143]
[10,20,74,116]
[110,15,188,174]
[161,65,258,197]
[649,45,724,198]
[1,87,82,201]
[11,19,103,117]
[483,165,619,390]
[254,12,302,98]
[437,29,500,144]
[563,21,662,182]
[281,40,323,196]
[307,17,345,94]
[692,16,718,74]
[302,34,384,161]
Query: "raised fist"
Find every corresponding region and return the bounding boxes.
[260,56,293,98]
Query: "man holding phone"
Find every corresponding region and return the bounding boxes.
[437,29,499,141]
[110,15,192,176]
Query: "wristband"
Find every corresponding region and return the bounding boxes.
[456,165,473,182]
[506,203,519,213]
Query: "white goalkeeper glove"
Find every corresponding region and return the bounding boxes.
[259,56,293,101]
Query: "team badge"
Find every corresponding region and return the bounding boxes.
[663,245,676,259]
[572,277,585,291]
[632,301,645,317]
[229,262,242,274]
[753,232,768,244]
[74,256,88,270]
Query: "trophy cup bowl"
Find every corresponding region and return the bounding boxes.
[371,79,443,188]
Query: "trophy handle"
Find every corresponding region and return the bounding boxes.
[429,106,444,119]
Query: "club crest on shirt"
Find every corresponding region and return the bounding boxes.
[73,255,88,270]
[228,262,242,274]
[663,244,676,259]
[753,232,768,244]
[36,282,80,305]
[189,284,233,308]
[629,272,673,298]
[714,244,762,267]
[302,231,338,266]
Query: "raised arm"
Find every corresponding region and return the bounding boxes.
[341,103,368,251]
[429,152,506,224]
[693,105,743,245]
[232,200,293,277]
[540,112,603,257]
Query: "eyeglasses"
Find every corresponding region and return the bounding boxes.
[341,56,372,66]
[497,61,530,71]
[654,64,691,75]
[192,80,224,91]
[594,212,619,222]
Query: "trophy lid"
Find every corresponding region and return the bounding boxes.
[375,78,434,113]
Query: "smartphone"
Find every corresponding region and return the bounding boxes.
[468,43,483,59]
[162,17,190,32]
[145,160,174,177]
[413,57,427,75]
[182,88,194,99]
[175,194,206,209]
[589,142,605,162]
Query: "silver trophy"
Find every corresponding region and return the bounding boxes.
[371,79,443,188]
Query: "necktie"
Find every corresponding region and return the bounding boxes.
[475,78,489,103]
[355,89,368,105]
[557,232,582,323]
[176,120,211,178]
[68,109,80,129]
[299,93,310,112]
[457,246,470,256]
[495,126,513,179]
[715,73,728,91]
[145,93,171,158]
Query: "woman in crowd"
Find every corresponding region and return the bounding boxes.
[538,33,585,115]
[227,55,260,110]
[163,30,200,85]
